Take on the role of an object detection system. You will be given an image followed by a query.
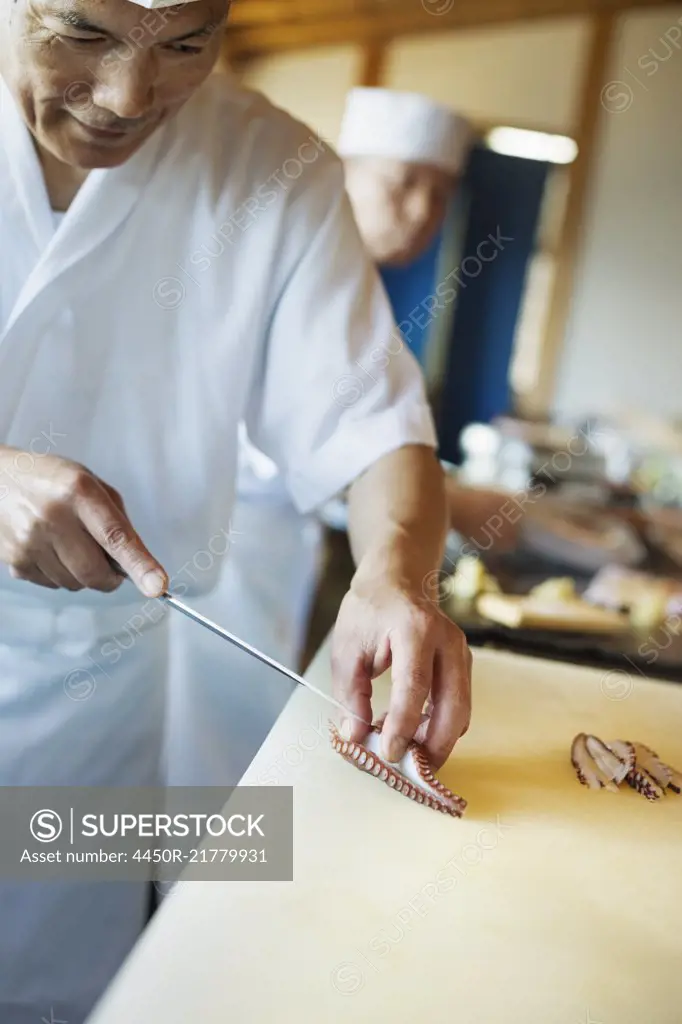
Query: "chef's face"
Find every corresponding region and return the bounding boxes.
[344,157,455,268]
[0,0,228,168]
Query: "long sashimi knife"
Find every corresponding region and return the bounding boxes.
[105,554,371,728]
[159,590,371,728]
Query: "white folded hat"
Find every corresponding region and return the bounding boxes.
[126,0,201,7]
[338,87,472,175]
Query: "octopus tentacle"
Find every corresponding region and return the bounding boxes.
[329,722,467,818]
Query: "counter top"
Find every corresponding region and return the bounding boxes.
[87,639,682,1024]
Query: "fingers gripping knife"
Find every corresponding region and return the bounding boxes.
[106,556,370,728]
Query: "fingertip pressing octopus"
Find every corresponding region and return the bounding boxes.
[571,733,682,801]
[329,715,467,819]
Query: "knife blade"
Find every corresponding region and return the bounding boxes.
[160,591,371,728]
[104,553,371,728]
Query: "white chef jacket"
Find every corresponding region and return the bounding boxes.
[0,70,437,1023]
[0,71,436,618]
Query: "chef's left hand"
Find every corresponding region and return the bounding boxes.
[331,570,472,769]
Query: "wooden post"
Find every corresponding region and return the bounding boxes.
[358,39,388,87]
[528,12,618,417]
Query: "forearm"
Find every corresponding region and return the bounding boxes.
[346,444,448,590]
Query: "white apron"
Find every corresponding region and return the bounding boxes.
[166,432,324,788]
[0,595,168,1024]
[0,69,437,1022]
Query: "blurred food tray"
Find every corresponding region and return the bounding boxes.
[443,550,682,683]
[448,600,682,683]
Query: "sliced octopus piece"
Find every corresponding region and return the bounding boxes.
[603,739,636,776]
[328,721,467,818]
[667,766,682,794]
[625,763,665,801]
[571,733,618,791]
[584,734,632,786]
[630,742,682,794]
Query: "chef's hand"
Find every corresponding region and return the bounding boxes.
[0,446,168,597]
[331,568,472,770]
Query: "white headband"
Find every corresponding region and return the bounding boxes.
[126,0,202,7]
[338,87,472,175]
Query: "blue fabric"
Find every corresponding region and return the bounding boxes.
[436,146,550,464]
[378,229,443,370]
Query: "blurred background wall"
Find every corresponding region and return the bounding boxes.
[556,8,682,422]
[241,45,362,141]
[243,19,590,133]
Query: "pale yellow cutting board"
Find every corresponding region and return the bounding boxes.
[88,643,682,1024]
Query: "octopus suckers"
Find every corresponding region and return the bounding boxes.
[328,721,467,819]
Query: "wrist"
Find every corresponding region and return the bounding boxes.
[351,525,441,596]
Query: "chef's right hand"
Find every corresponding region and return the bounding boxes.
[0,446,168,597]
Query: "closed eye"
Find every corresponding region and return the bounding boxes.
[61,33,107,45]
[165,42,205,54]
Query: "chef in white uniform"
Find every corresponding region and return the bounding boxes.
[166,86,473,788]
[339,87,472,268]
[0,3,471,1022]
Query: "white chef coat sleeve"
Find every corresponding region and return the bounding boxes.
[244,157,439,516]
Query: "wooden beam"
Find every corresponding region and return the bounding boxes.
[226,0,666,27]
[526,12,617,417]
[225,0,676,58]
[228,0,379,26]
[358,40,388,87]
